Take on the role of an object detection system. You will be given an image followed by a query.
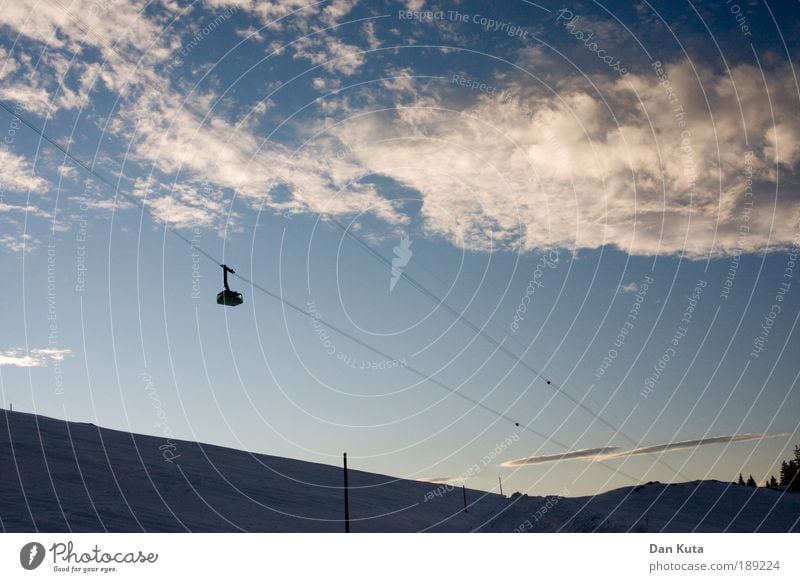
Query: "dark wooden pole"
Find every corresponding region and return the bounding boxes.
[343,452,351,533]
[498,476,504,497]
[462,484,467,513]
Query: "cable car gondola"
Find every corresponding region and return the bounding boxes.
[217,264,243,306]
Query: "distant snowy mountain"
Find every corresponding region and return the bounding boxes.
[1,410,798,532]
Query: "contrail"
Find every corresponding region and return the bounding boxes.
[502,446,620,467]
[501,432,789,467]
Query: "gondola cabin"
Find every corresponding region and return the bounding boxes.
[217,264,243,306]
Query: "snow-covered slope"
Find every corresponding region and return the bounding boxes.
[481,480,800,532]
[0,409,502,532]
[1,410,798,532]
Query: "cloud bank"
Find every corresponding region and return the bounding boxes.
[319,60,800,257]
[1,1,798,259]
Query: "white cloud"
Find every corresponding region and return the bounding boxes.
[67,195,135,213]
[1,1,393,236]
[321,0,359,27]
[119,82,407,228]
[57,164,78,180]
[222,0,366,75]
[0,148,49,192]
[116,55,800,257]
[292,33,365,75]
[312,76,342,92]
[765,123,800,168]
[401,0,426,10]
[379,67,419,93]
[0,202,52,219]
[0,348,72,367]
[362,21,380,51]
[235,25,265,42]
[3,1,798,261]
[0,232,39,253]
[204,0,308,20]
[135,179,232,230]
[316,59,800,257]
[0,83,53,116]
[0,1,178,115]
[618,281,638,293]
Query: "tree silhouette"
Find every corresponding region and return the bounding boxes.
[780,451,800,492]
[735,445,800,492]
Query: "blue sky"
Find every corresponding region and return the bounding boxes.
[1,0,799,496]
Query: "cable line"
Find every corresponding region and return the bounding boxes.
[0,100,672,482]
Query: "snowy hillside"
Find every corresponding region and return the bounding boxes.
[481,480,800,532]
[1,410,798,532]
